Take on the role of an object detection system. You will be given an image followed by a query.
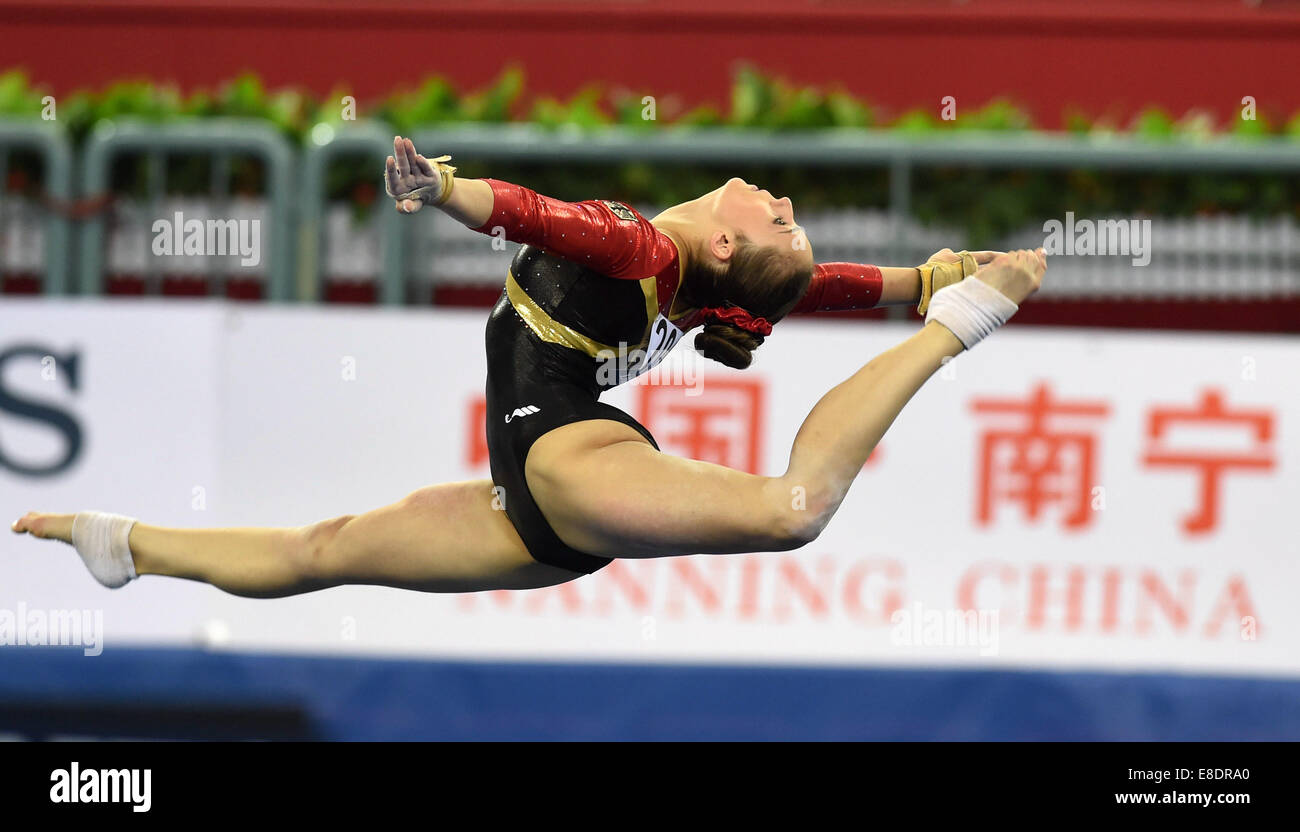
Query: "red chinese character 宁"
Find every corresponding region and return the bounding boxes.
[466,396,488,468]
[971,383,1110,529]
[636,379,765,474]
[1142,389,1275,535]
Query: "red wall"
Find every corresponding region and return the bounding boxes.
[2,0,1300,127]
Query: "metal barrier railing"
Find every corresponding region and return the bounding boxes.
[78,119,296,301]
[299,120,404,303]
[393,124,1300,310]
[3,119,1298,304]
[0,119,74,294]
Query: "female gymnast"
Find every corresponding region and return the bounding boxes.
[12,136,1046,597]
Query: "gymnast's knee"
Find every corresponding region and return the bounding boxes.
[289,514,358,580]
[768,479,835,551]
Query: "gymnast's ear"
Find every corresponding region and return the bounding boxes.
[706,229,738,263]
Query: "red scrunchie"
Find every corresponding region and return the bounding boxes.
[700,306,773,336]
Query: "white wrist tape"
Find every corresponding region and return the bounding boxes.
[924,276,1019,349]
[71,511,139,588]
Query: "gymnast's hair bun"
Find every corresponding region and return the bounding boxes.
[695,322,763,369]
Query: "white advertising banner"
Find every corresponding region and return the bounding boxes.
[1,297,1296,677]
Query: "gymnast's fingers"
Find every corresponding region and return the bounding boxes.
[384,156,403,195]
[393,136,411,178]
[402,138,423,176]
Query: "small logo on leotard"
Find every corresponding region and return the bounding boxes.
[504,405,541,423]
[601,201,637,223]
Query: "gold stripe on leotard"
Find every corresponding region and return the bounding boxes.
[506,270,618,358]
[636,275,659,350]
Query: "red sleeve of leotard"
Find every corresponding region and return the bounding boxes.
[469,178,678,280]
[790,262,885,313]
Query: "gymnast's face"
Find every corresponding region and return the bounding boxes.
[706,177,814,268]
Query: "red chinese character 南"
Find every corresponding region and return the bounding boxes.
[1142,388,1276,535]
[636,379,765,474]
[971,382,1110,529]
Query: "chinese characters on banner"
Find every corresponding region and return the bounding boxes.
[1141,389,1275,534]
[972,383,1109,529]
[635,379,765,473]
[971,383,1275,535]
[467,380,1277,538]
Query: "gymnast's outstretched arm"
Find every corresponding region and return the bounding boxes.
[797,248,1005,313]
[386,136,675,280]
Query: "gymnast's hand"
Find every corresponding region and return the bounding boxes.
[925,248,1003,267]
[384,136,447,214]
[915,248,1005,314]
[973,248,1047,305]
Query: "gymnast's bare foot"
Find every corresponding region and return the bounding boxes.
[14,511,137,588]
[11,512,74,543]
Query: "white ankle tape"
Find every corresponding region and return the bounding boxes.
[924,276,1019,349]
[71,511,139,588]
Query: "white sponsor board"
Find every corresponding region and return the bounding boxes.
[1,298,1296,677]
